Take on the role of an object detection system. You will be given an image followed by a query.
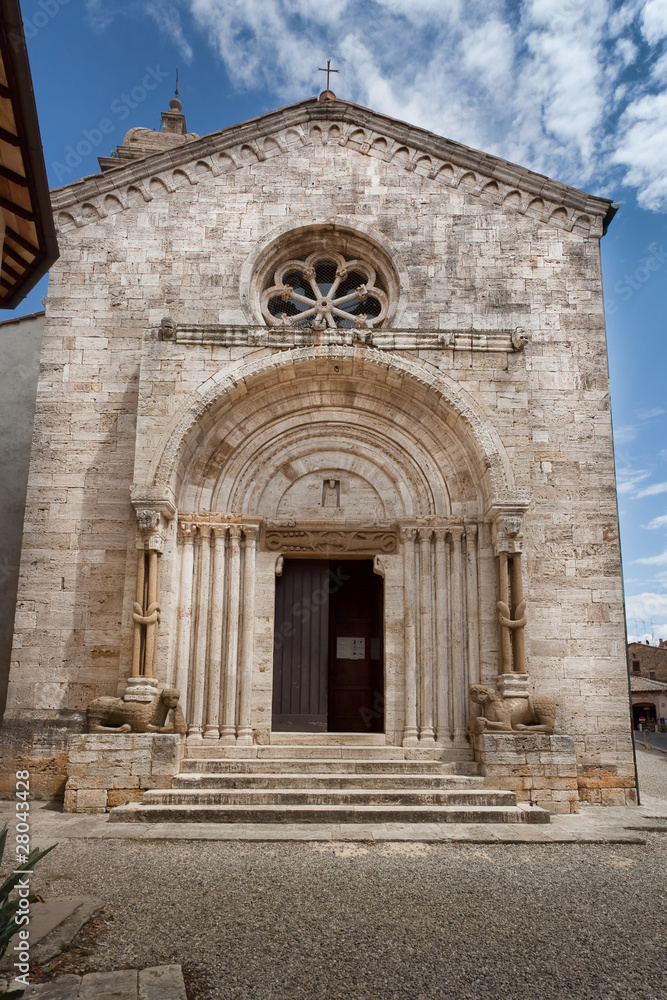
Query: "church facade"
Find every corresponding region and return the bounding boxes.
[1,92,637,809]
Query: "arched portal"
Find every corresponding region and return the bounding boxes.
[132,347,527,754]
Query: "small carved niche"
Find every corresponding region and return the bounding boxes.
[322,478,341,508]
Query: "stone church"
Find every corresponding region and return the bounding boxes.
[1,89,637,819]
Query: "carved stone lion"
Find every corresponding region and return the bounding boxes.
[468,684,556,735]
[86,687,187,734]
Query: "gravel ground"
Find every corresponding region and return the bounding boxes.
[27,754,667,1000]
[636,745,667,801]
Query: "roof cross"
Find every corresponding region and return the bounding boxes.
[318,59,339,91]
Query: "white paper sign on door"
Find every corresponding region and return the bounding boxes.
[336,637,365,659]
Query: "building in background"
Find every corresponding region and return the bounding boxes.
[628,640,667,684]
[630,674,667,730]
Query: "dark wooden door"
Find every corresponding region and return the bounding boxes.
[272,560,329,732]
[328,560,384,732]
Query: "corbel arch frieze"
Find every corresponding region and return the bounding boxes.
[142,345,522,515]
[52,113,602,238]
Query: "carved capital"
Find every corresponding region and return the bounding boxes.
[179,521,197,543]
[492,513,524,554]
[228,524,243,542]
[399,526,418,544]
[132,494,176,553]
[243,524,259,544]
[212,524,229,540]
[197,523,214,540]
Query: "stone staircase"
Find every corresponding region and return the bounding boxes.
[109,736,551,825]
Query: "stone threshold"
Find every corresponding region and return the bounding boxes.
[4,801,663,845]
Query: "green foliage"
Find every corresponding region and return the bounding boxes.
[0,824,56,997]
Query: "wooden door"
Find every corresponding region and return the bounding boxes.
[328,560,384,732]
[272,559,329,732]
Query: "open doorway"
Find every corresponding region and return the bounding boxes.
[272,558,384,733]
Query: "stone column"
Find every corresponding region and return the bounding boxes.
[497,551,512,675]
[130,550,146,678]
[401,527,419,746]
[204,525,228,740]
[465,524,480,689]
[220,524,242,745]
[510,551,526,674]
[418,528,435,744]
[126,504,172,701]
[434,527,450,742]
[174,522,196,705]
[449,526,466,739]
[189,523,213,738]
[492,513,529,697]
[236,525,258,746]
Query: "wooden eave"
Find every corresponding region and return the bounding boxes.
[0,0,58,308]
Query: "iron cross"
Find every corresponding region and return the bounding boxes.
[318,60,339,91]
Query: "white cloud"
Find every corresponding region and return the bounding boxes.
[145,2,193,60]
[636,548,667,565]
[612,92,667,211]
[641,0,667,45]
[646,514,667,530]
[637,480,667,499]
[616,466,651,494]
[626,591,667,618]
[121,0,667,211]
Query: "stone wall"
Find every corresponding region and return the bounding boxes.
[63,733,184,812]
[3,98,635,797]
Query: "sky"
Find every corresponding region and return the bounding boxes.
[12,0,667,642]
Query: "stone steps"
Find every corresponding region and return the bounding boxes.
[142,788,512,807]
[172,772,484,790]
[182,757,474,775]
[106,745,551,826]
[269,732,387,745]
[109,802,549,824]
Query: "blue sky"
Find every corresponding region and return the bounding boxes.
[13,0,667,640]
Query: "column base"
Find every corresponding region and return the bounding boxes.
[219,728,236,745]
[123,676,160,702]
[236,728,253,746]
[496,672,529,698]
[186,728,204,741]
[419,728,436,744]
[402,727,419,747]
[203,727,220,740]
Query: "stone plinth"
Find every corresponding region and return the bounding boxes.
[473,733,579,814]
[63,733,184,813]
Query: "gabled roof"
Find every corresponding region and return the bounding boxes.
[630,675,667,692]
[51,94,617,240]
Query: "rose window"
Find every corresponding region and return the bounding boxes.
[261,251,388,329]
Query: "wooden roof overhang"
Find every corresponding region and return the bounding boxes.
[0,0,57,308]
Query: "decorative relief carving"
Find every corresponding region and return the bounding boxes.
[265,525,398,554]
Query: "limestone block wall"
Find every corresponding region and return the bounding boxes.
[63,733,184,812]
[1,102,635,799]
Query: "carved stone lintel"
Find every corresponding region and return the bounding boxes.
[266,525,398,554]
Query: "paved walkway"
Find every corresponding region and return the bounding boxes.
[2,747,665,999]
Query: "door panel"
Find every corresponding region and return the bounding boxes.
[272,559,329,731]
[328,560,384,733]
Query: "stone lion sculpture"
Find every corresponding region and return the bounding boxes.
[468,684,556,735]
[86,687,187,734]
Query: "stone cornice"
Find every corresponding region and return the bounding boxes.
[51,98,615,240]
